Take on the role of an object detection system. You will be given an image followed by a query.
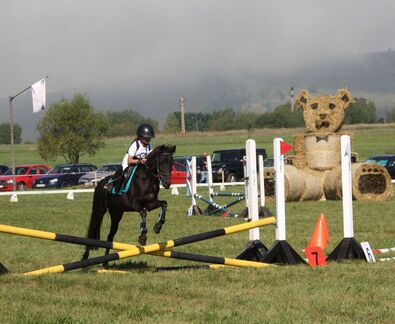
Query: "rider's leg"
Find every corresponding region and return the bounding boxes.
[119,166,133,192]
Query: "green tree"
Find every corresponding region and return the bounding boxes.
[385,107,395,122]
[104,110,158,137]
[163,112,180,133]
[0,123,22,144]
[345,98,377,124]
[36,94,108,163]
[208,108,237,131]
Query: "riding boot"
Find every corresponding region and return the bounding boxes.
[107,167,123,193]
[119,166,133,192]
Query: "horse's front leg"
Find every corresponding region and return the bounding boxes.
[145,200,167,234]
[138,208,148,245]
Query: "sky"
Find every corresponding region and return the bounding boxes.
[1,1,395,138]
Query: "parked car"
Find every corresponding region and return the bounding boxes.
[365,155,395,179]
[0,164,51,191]
[171,156,204,184]
[211,148,267,182]
[79,163,120,186]
[263,158,274,168]
[171,160,188,184]
[33,163,97,189]
[0,165,9,175]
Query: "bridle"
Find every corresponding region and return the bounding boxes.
[145,151,172,182]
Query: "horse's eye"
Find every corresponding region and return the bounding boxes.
[311,103,318,110]
[329,103,336,110]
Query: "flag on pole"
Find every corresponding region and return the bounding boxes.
[280,141,293,155]
[32,78,46,113]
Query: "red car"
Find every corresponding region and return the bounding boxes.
[0,164,51,191]
[171,161,188,184]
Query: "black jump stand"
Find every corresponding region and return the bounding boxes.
[240,206,273,219]
[260,240,306,265]
[236,240,269,262]
[0,262,9,275]
[326,237,365,261]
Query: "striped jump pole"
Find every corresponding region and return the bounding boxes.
[22,217,276,275]
[372,247,395,255]
[151,250,272,268]
[206,196,245,216]
[194,193,239,218]
[211,192,245,197]
[373,247,395,262]
[0,224,272,271]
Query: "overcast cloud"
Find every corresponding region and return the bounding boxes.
[0,0,395,139]
[1,1,395,138]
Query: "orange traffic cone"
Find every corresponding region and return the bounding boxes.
[307,213,329,249]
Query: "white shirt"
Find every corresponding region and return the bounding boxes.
[122,140,153,170]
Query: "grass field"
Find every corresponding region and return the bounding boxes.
[1,123,395,167]
[0,126,395,323]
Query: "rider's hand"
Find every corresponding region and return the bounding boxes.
[140,158,147,164]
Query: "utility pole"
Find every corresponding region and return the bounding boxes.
[8,76,47,192]
[179,96,185,133]
[290,86,295,113]
[194,113,199,132]
[8,84,32,191]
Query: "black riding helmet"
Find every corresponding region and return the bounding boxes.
[136,124,155,139]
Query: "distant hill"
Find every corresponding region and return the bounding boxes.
[1,50,395,141]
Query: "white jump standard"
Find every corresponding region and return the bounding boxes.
[261,138,305,265]
[327,135,365,261]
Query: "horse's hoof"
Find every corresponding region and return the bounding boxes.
[138,234,147,246]
[103,262,109,270]
[153,223,162,234]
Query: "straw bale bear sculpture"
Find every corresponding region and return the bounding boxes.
[278,88,392,201]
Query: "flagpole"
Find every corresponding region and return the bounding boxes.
[8,76,48,192]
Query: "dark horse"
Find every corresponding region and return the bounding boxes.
[82,144,176,261]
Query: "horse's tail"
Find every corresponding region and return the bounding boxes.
[86,179,108,243]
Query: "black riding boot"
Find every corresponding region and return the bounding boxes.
[119,167,133,192]
[106,167,123,193]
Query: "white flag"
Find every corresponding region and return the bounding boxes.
[32,78,46,113]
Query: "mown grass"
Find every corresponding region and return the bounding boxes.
[1,123,395,167]
[0,125,394,323]
[0,187,394,323]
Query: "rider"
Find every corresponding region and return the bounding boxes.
[112,124,155,192]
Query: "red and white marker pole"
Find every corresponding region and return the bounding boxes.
[260,138,305,265]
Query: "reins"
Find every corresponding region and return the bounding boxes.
[143,150,172,181]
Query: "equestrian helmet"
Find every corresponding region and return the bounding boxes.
[136,124,155,139]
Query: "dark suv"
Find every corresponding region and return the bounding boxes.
[365,155,395,179]
[211,148,267,182]
[33,163,97,188]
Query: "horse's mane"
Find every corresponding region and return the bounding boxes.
[146,144,176,170]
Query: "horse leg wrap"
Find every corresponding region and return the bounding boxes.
[153,210,166,234]
[140,223,147,235]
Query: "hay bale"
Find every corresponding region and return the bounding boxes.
[323,168,341,200]
[299,169,324,201]
[324,163,393,201]
[352,163,393,201]
[284,165,305,201]
[264,167,275,197]
[291,134,307,169]
[304,133,341,170]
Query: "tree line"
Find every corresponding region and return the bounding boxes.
[1,93,395,163]
[163,97,385,133]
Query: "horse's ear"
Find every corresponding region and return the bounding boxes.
[169,145,176,153]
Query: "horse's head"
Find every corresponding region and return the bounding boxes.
[147,144,176,189]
